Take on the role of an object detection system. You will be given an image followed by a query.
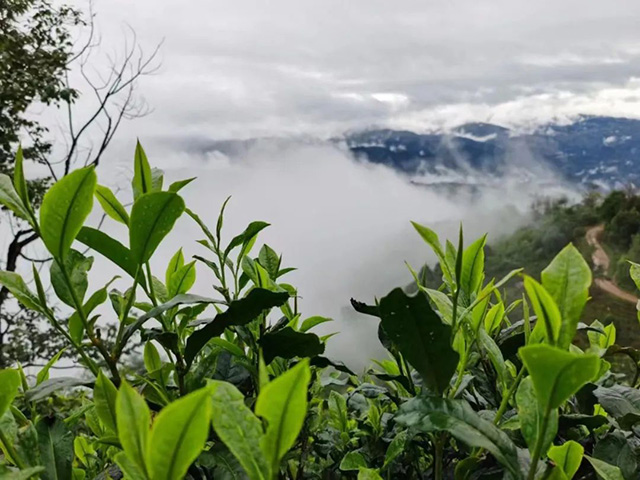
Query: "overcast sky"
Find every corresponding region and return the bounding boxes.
[63,0,640,148]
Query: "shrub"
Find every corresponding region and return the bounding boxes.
[0,144,638,479]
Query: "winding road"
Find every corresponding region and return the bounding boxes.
[585,224,639,304]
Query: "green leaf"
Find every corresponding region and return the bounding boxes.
[382,430,407,470]
[185,289,289,366]
[378,288,459,394]
[541,244,592,349]
[484,302,505,335]
[129,192,185,264]
[0,174,31,221]
[40,166,97,259]
[151,167,164,191]
[68,283,111,343]
[593,432,636,480]
[260,328,325,364]
[13,146,31,217]
[524,276,562,345]
[593,385,640,429]
[50,250,93,307]
[116,382,150,477]
[94,372,118,434]
[460,235,487,298]
[148,388,211,480]
[258,245,280,279]
[411,222,454,286]
[36,348,66,385]
[340,451,367,471]
[168,177,196,193]
[519,344,600,411]
[144,342,162,374]
[224,221,270,258]
[95,185,130,225]
[395,396,522,478]
[122,294,223,345]
[585,456,625,480]
[25,377,90,402]
[629,261,640,291]
[165,249,184,286]
[0,369,21,418]
[300,316,332,332]
[76,227,141,286]
[0,271,43,313]
[255,360,311,472]
[168,261,196,297]
[133,141,153,200]
[357,468,383,480]
[114,451,147,480]
[36,417,73,480]
[477,329,509,392]
[209,381,271,480]
[0,466,45,480]
[516,376,558,457]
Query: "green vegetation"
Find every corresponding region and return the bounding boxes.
[1,145,640,479]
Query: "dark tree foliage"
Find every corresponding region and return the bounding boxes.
[0,0,81,175]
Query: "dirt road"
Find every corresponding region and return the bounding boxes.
[585,225,639,304]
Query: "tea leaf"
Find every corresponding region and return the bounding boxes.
[0,271,43,313]
[116,382,150,477]
[548,441,584,479]
[460,235,487,298]
[40,166,96,259]
[168,261,196,297]
[260,328,324,364]
[95,185,129,225]
[76,227,141,285]
[585,456,625,480]
[541,244,591,349]
[94,371,118,434]
[148,388,211,480]
[378,288,459,394]
[165,248,184,286]
[185,289,289,366]
[210,381,270,480]
[516,376,558,457]
[519,344,600,411]
[130,191,185,264]
[36,417,73,480]
[0,174,31,221]
[0,369,21,417]
[50,249,93,307]
[256,360,311,472]
[132,141,152,200]
[395,396,521,478]
[524,276,562,345]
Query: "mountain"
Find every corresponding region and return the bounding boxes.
[344,116,640,188]
[195,116,640,189]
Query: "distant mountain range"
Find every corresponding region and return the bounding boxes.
[197,116,640,189]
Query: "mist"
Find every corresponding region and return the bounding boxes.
[73,139,573,370]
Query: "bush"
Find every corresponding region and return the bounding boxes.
[0,144,639,479]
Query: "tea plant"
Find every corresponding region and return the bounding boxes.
[0,142,639,479]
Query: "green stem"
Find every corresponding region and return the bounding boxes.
[0,427,27,469]
[494,367,526,426]
[434,434,444,480]
[527,403,553,480]
[114,266,141,354]
[44,311,99,377]
[59,260,120,383]
[145,263,158,307]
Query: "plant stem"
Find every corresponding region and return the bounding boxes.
[145,263,158,307]
[433,434,444,480]
[59,260,120,383]
[527,403,552,480]
[494,367,526,426]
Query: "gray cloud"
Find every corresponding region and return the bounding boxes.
[54,0,640,153]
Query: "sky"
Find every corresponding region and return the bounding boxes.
[66,0,640,148]
[25,0,639,367]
